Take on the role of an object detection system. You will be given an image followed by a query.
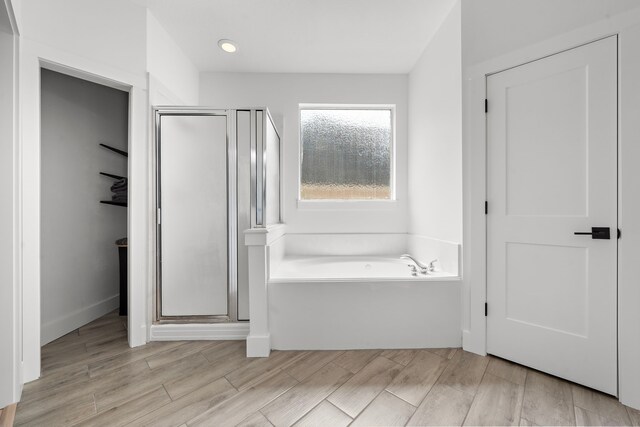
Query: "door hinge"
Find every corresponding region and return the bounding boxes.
[157,208,161,225]
[485,99,488,113]
[485,302,488,317]
[618,228,621,239]
[485,201,488,215]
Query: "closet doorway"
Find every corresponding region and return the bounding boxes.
[40,69,130,353]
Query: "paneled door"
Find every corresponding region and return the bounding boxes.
[487,36,617,394]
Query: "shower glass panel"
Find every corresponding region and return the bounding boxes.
[155,107,280,322]
[158,114,229,317]
[265,114,281,225]
[237,111,252,320]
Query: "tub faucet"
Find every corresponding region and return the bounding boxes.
[401,254,436,274]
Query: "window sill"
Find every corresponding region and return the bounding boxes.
[296,199,399,211]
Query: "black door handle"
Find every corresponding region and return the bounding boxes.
[574,227,610,240]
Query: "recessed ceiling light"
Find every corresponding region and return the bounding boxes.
[218,39,238,53]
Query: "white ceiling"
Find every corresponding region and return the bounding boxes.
[463,0,640,66]
[144,0,457,74]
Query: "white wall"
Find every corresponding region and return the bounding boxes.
[40,69,128,345]
[18,0,150,381]
[8,0,20,29]
[147,10,199,105]
[462,0,640,67]
[618,18,640,410]
[200,73,408,234]
[407,1,462,244]
[0,0,20,408]
[19,0,146,75]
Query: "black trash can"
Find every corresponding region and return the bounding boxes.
[116,239,128,316]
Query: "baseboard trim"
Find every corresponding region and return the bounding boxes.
[247,334,271,357]
[150,322,250,341]
[462,329,487,356]
[41,295,120,345]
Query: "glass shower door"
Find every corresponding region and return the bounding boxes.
[157,113,229,318]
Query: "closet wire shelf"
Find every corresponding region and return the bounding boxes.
[99,143,128,208]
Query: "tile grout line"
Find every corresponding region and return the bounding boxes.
[516,368,528,424]
[325,399,353,420]
[256,366,350,426]
[342,355,407,422]
[402,351,455,425]
[68,393,99,427]
[247,370,300,422]
[285,350,345,382]
[459,356,490,427]
[333,350,383,375]
[297,355,400,424]
[290,398,350,426]
[385,351,451,409]
[352,385,406,423]
[568,376,578,425]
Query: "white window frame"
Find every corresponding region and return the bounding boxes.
[297,103,397,210]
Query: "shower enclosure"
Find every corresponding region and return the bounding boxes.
[154,107,281,322]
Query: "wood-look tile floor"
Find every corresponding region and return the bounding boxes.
[15,311,640,427]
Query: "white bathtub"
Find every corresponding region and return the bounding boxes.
[268,253,462,350]
[271,255,457,281]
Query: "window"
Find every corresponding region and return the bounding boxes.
[299,106,394,201]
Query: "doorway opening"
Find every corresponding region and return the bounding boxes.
[39,68,130,365]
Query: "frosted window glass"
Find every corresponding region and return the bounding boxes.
[300,109,392,200]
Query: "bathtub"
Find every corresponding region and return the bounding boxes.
[271,255,458,281]
[268,252,462,350]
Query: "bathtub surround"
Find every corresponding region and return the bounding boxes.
[279,233,459,276]
[269,280,461,350]
[283,233,406,257]
[271,257,456,281]
[245,230,461,356]
[408,234,460,277]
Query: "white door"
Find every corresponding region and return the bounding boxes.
[487,36,617,394]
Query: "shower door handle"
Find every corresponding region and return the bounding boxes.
[574,227,610,240]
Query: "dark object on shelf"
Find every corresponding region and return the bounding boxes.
[116,239,128,316]
[111,178,127,193]
[100,200,127,207]
[99,143,128,157]
[100,172,126,180]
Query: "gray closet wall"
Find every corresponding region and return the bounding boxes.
[41,69,128,344]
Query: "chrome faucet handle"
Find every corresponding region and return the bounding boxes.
[400,254,429,270]
[428,259,439,272]
[408,264,418,276]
